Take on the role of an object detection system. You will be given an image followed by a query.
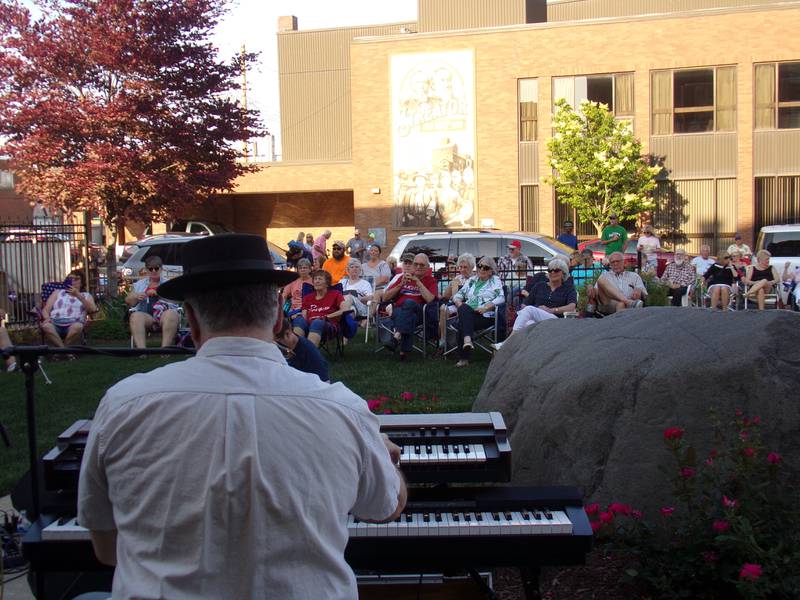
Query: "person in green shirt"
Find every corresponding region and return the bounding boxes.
[601,214,628,255]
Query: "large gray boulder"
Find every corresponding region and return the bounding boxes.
[474,308,800,515]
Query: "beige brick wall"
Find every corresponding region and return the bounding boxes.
[231,4,800,249]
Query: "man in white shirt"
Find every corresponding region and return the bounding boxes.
[79,234,406,600]
[596,251,647,313]
[691,245,716,277]
[727,234,752,261]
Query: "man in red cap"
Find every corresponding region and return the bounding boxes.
[498,239,533,282]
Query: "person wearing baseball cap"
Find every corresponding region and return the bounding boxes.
[727,233,752,260]
[498,239,533,282]
[79,233,405,599]
[557,220,578,250]
[323,240,349,283]
[601,213,628,256]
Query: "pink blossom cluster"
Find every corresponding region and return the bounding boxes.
[365,391,440,414]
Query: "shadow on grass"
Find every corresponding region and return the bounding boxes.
[0,337,492,495]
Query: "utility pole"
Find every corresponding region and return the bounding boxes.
[241,44,249,164]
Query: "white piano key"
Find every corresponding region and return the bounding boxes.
[512,511,532,535]
[474,444,486,462]
[466,512,481,535]
[486,512,501,536]
[552,510,573,534]
[408,513,420,537]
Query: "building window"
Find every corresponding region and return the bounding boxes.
[520,185,539,231]
[519,79,538,142]
[755,176,800,229]
[651,66,736,135]
[0,170,13,189]
[552,72,634,117]
[755,61,800,129]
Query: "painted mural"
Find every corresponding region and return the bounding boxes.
[391,50,476,229]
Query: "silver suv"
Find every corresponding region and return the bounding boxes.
[388,230,573,270]
[119,234,287,282]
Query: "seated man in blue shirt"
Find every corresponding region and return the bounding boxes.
[274,316,329,382]
[557,220,578,250]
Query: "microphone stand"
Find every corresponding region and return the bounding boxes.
[2,344,194,521]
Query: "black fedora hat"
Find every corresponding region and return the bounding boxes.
[157,234,298,301]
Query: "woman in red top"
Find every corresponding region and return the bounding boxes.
[301,270,347,347]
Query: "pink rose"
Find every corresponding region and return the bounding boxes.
[713,520,730,533]
[742,417,751,427]
[680,467,696,479]
[739,430,750,441]
[735,408,743,417]
[752,415,761,425]
[709,449,719,458]
[590,520,602,532]
[367,399,382,411]
[400,391,414,401]
[723,495,737,509]
[663,427,684,441]
[599,511,614,524]
[660,507,675,517]
[739,563,763,582]
[584,503,600,516]
[742,447,755,458]
[767,452,782,465]
[705,457,714,466]
[609,502,632,516]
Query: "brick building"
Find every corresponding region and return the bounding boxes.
[197,0,799,253]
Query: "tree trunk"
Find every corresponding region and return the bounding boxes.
[106,228,119,298]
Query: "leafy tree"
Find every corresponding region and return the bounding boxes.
[547,99,660,236]
[0,0,260,235]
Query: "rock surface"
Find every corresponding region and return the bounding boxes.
[473,308,800,515]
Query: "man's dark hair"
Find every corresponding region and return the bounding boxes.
[185,283,279,333]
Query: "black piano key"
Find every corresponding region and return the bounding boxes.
[545,511,553,520]
[464,513,472,522]
[476,513,484,521]
[414,445,421,453]
[435,513,443,522]
[453,513,460,522]
[425,445,432,454]
[464,445,471,454]
[404,513,412,523]
[442,446,449,454]
[521,511,531,521]
[400,446,405,455]
[533,512,543,520]
[423,513,430,523]
[504,511,513,521]
[492,512,500,521]
[453,445,460,454]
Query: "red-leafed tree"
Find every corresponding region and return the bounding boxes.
[0,0,260,233]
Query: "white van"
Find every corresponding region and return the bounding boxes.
[755,224,800,272]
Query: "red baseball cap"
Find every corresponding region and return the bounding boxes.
[507,240,522,249]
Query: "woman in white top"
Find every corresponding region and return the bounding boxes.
[40,270,96,351]
[360,244,391,291]
[452,257,505,367]
[340,259,374,319]
[437,253,475,349]
[637,225,661,273]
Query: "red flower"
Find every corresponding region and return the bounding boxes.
[739,563,763,581]
[383,409,393,414]
[608,502,631,516]
[742,417,751,426]
[752,415,761,425]
[767,452,782,465]
[713,520,730,533]
[702,551,719,563]
[709,449,719,458]
[632,509,642,519]
[599,511,614,524]
[742,447,755,458]
[400,391,414,401]
[590,520,602,532]
[705,457,714,466]
[723,495,737,508]
[739,430,750,441]
[367,399,383,411]
[420,394,428,401]
[660,507,675,517]
[735,408,743,417]
[680,467,696,479]
[663,427,684,441]
[585,503,600,516]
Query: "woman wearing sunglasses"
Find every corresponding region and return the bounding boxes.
[703,253,739,310]
[451,257,504,367]
[510,257,577,335]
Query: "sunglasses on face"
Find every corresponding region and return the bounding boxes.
[547,268,562,273]
[723,256,731,259]
[147,266,161,272]
[478,264,492,271]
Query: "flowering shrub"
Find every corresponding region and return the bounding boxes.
[586,411,800,599]
[365,391,443,414]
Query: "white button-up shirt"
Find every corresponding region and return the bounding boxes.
[79,337,400,600]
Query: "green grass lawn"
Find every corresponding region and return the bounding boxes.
[0,336,491,495]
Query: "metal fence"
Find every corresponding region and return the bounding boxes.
[0,222,100,327]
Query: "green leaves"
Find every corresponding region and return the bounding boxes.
[547,99,658,234]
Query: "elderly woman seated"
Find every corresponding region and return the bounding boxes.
[451,257,504,368]
[40,270,97,353]
[298,269,356,347]
[437,253,475,351]
[743,249,781,310]
[513,257,577,332]
[703,253,740,310]
[339,258,374,321]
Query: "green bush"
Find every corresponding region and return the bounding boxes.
[88,318,129,340]
[587,410,800,599]
[642,271,669,306]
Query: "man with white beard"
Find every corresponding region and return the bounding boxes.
[660,248,697,306]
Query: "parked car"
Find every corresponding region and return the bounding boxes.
[756,224,800,272]
[119,234,287,283]
[169,219,231,236]
[578,237,675,276]
[388,230,574,274]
